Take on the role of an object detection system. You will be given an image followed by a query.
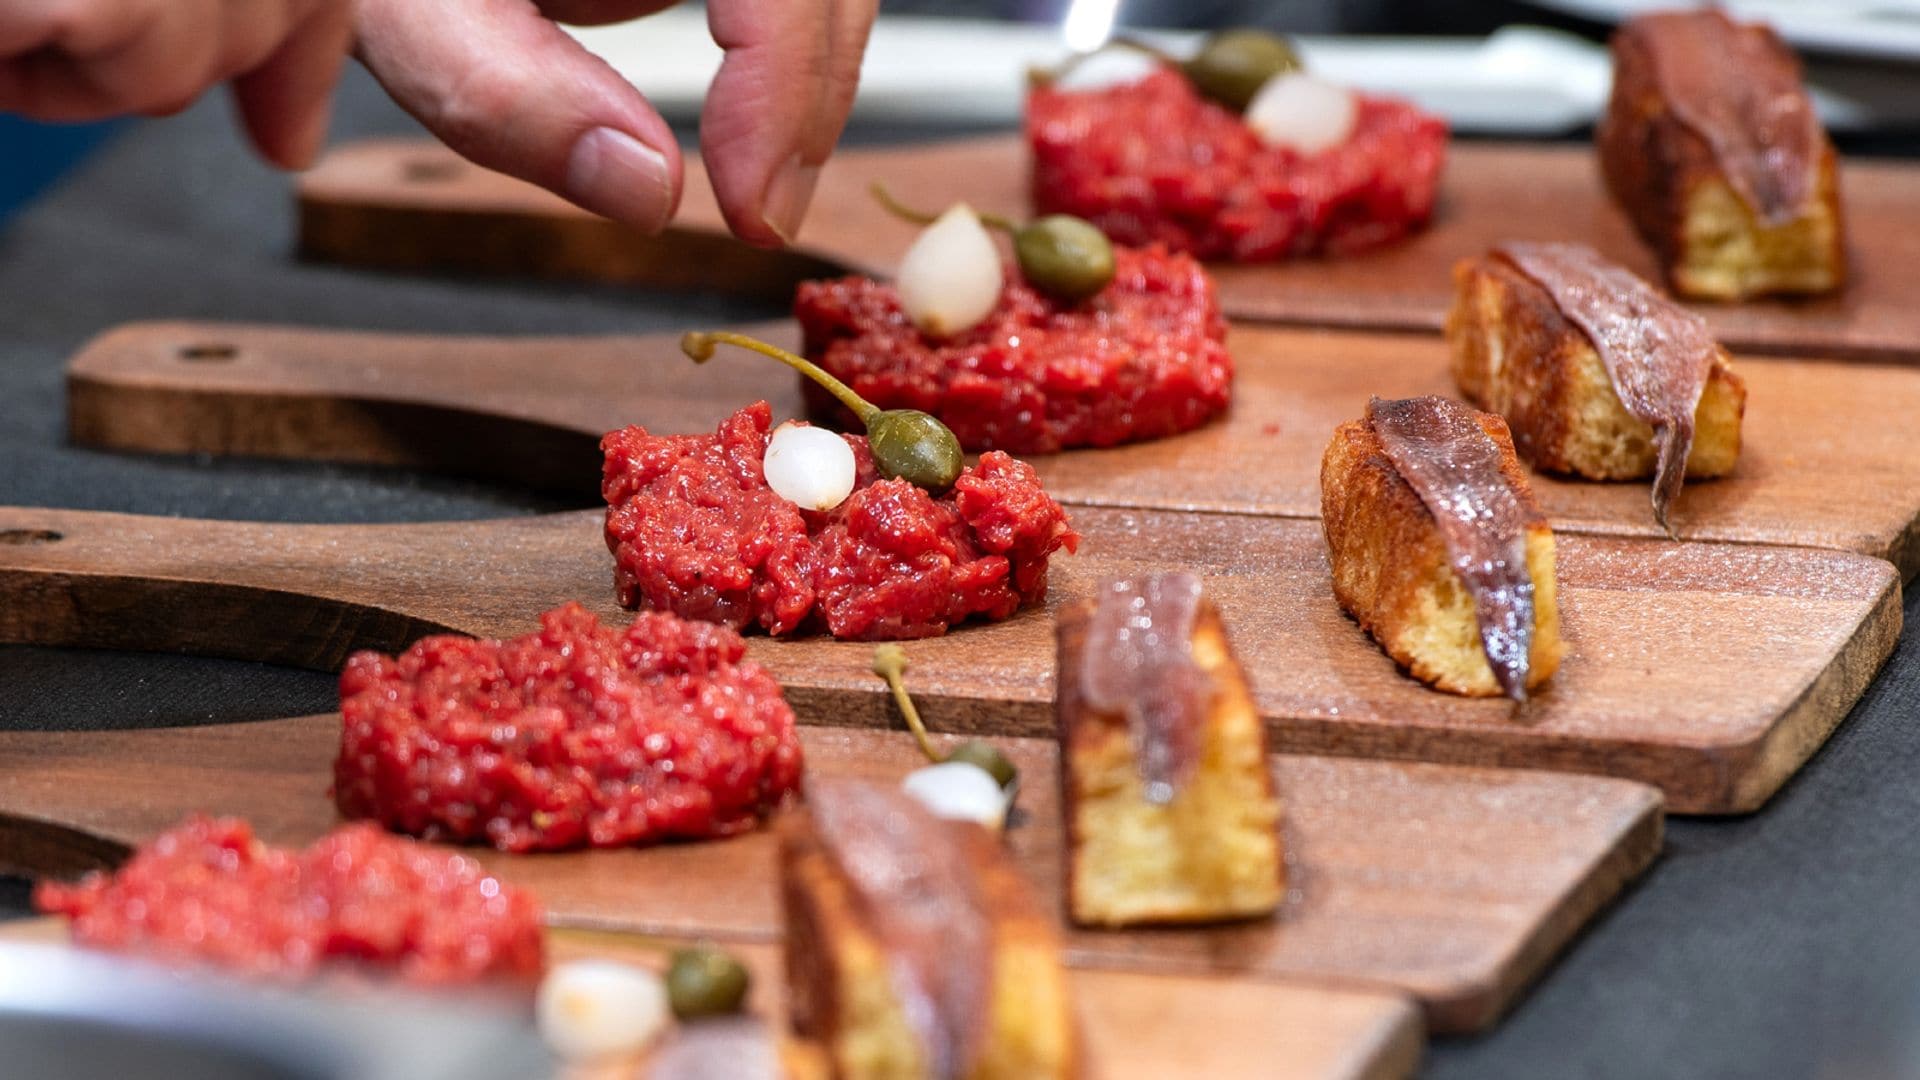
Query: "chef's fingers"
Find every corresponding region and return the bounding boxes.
[701,0,877,247]
[0,0,342,126]
[230,0,353,169]
[355,0,681,234]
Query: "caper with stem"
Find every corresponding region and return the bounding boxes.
[872,644,1019,792]
[1030,28,1301,113]
[665,944,752,1019]
[871,183,1115,304]
[680,331,963,492]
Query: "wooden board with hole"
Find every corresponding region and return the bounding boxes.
[0,717,1657,1035]
[299,136,1920,363]
[0,504,1896,813]
[67,319,1920,579]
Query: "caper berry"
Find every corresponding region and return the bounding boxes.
[1182,29,1301,112]
[1014,216,1115,304]
[666,945,751,1019]
[874,647,1022,794]
[871,183,1113,306]
[680,331,964,492]
[944,739,1019,791]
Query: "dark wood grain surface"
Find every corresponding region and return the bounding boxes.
[299,136,1920,363]
[0,504,1895,813]
[66,320,1920,578]
[0,717,1658,1033]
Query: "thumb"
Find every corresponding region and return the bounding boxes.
[354,0,681,233]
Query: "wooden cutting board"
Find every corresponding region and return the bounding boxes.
[299,136,1920,363]
[68,320,1920,579]
[0,504,1895,813]
[0,920,1424,1080]
[0,717,1658,1034]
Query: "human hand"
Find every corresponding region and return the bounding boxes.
[0,0,877,246]
[355,0,879,246]
[0,0,355,169]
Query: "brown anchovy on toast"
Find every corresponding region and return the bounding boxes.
[780,779,1075,1080]
[1321,396,1564,700]
[1056,573,1284,929]
[1448,240,1748,536]
[1596,8,1846,300]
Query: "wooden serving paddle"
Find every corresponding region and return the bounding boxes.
[299,136,1920,363]
[68,321,1920,579]
[0,718,1658,1034]
[0,916,1424,1080]
[0,503,1895,814]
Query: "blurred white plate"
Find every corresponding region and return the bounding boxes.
[1521,0,1920,64]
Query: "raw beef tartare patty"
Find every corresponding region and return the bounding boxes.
[602,402,1078,639]
[794,244,1230,454]
[336,602,802,852]
[1028,69,1448,261]
[36,816,544,984]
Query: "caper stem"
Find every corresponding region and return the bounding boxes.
[872,644,941,764]
[869,182,1021,237]
[1028,34,1176,89]
[681,331,878,426]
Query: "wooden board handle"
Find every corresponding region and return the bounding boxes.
[66,321,806,501]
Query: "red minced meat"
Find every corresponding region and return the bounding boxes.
[602,402,1078,639]
[795,243,1231,455]
[35,815,545,984]
[1028,68,1449,261]
[335,602,803,852]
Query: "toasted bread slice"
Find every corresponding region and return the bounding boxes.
[1056,585,1283,929]
[1448,253,1746,481]
[1597,10,1845,300]
[780,784,1074,1080]
[1321,412,1563,698]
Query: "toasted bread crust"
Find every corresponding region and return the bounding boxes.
[779,806,1075,1080]
[1447,254,1747,481]
[1320,413,1563,698]
[1056,599,1283,928]
[1597,15,1846,299]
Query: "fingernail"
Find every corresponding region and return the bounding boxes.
[565,127,674,233]
[762,153,821,244]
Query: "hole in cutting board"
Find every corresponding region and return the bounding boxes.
[0,529,62,545]
[403,158,462,183]
[177,344,237,362]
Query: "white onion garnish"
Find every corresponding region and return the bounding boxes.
[1244,72,1358,155]
[763,421,856,512]
[896,203,1004,339]
[536,960,669,1063]
[902,761,1009,831]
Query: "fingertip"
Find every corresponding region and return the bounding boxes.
[564,125,679,233]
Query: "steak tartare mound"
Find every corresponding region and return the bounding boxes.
[794,244,1230,454]
[335,602,803,852]
[35,816,544,984]
[602,403,1078,639]
[1029,69,1448,261]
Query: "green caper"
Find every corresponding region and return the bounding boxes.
[1182,29,1301,112]
[871,183,1113,306]
[866,410,965,492]
[680,331,963,492]
[665,945,751,1019]
[944,739,1019,791]
[1014,216,1115,304]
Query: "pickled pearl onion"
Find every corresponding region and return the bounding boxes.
[537,960,669,1063]
[1244,72,1358,155]
[901,761,1009,831]
[763,421,856,512]
[896,203,1005,339]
